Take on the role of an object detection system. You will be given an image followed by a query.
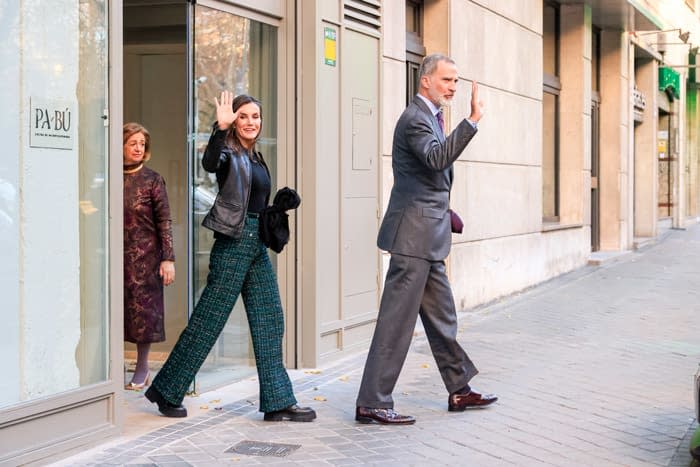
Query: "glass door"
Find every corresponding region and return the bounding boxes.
[123,0,189,387]
[191,3,279,391]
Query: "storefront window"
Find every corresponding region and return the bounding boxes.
[543,2,560,222]
[0,0,109,408]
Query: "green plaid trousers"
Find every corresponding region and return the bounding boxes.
[150,216,297,412]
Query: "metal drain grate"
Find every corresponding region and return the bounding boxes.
[226,440,301,457]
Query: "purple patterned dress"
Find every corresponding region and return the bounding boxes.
[123,165,175,344]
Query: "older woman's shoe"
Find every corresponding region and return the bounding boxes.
[124,372,150,391]
[263,404,316,422]
[145,386,187,418]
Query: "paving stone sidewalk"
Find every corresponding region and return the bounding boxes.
[58,224,700,466]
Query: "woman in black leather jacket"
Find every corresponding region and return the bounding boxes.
[145,92,315,422]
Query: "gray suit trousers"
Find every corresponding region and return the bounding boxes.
[356,253,478,408]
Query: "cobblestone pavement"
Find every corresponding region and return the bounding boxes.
[57,224,700,466]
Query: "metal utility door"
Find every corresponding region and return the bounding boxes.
[340,29,380,346]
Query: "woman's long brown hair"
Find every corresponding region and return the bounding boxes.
[225,94,264,163]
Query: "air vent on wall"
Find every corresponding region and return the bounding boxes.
[344,0,381,33]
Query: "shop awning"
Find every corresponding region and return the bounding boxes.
[558,0,662,30]
[659,67,681,99]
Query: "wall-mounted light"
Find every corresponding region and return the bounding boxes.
[635,28,691,44]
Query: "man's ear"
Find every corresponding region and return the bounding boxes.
[420,74,430,90]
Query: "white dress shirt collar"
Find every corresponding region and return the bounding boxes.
[416,93,441,117]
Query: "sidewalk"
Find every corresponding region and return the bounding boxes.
[56,225,700,466]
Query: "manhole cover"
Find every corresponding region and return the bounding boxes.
[226,440,301,457]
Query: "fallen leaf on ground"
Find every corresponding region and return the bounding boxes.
[304,369,322,374]
[421,363,430,369]
[313,396,327,401]
[199,405,209,410]
[338,375,349,382]
[209,399,221,404]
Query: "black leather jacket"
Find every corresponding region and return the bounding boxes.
[201,125,269,239]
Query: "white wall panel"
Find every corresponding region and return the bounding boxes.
[317,21,342,326]
[0,0,21,407]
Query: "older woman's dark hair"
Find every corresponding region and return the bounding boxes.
[123,122,152,161]
[225,94,263,158]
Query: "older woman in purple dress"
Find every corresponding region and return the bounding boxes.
[123,122,175,389]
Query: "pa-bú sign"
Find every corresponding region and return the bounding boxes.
[29,97,75,150]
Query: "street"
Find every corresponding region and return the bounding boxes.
[58,224,700,466]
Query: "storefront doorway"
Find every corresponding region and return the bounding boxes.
[658,109,673,219]
[123,0,280,394]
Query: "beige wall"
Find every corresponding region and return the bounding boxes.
[674,75,688,228]
[688,86,700,219]
[305,0,700,365]
[559,4,591,227]
[634,58,659,238]
[599,30,630,251]
[377,0,590,311]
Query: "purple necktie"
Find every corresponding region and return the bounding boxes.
[436,110,445,135]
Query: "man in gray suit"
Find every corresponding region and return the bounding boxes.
[355,54,497,425]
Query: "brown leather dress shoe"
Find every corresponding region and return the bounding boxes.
[355,407,416,425]
[448,390,498,411]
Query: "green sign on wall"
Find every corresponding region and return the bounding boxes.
[659,67,680,99]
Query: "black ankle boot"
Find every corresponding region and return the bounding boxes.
[263,404,316,422]
[145,386,188,418]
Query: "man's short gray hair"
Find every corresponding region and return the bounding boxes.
[418,54,455,78]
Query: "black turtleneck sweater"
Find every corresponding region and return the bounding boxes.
[248,159,271,214]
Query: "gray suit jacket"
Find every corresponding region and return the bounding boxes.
[377,96,477,261]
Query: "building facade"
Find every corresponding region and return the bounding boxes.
[3,0,700,463]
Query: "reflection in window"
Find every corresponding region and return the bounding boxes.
[543,2,560,222]
[0,0,109,409]
[543,4,557,76]
[76,0,109,387]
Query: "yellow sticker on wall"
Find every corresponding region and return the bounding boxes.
[324,27,337,66]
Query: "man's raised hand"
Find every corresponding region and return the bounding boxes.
[469,81,484,123]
